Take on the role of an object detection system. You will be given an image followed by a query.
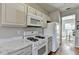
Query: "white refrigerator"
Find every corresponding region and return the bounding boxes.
[44,22,60,52]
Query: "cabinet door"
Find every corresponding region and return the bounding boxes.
[36,10,42,17]
[41,14,47,28]
[4,4,16,24]
[16,4,26,26]
[2,4,27,27]
[28,6,36,15]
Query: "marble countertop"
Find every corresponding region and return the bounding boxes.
[0,37,32,55]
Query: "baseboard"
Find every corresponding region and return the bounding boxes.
[75,45,79,48]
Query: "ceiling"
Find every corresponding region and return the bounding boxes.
[37,3,58,13]
[37,3,79,13]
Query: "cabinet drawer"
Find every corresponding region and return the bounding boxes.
[8,45,32,55]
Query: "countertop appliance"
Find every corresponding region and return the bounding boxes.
[27,13,42,27]
[44,22,60,52]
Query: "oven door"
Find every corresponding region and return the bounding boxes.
[27,14,42,26]
[37,42,48,55]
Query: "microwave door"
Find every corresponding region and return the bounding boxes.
[27,15,41,26]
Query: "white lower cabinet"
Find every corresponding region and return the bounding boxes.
[8,45,32,55]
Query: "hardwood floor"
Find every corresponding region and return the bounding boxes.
[49,41,79,55]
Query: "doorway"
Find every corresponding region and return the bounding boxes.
[62,15,75,46]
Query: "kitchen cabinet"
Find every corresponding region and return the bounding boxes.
[16,4,27,27]
[36,10,42,18]
[41,13,47,28]
[27,6,42,18]
[27,6,49,28]
[41,19,47,28]
[1,3,27,27]
[27,6,42,27]
[2,4,16,25]
[8,45,32,55]
[27,6,36,15]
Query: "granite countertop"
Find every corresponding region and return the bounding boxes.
[0,37,32,55]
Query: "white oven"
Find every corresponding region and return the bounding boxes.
[32,40,48,55]
[24,31,48,55]
[27,13,42,27]
[37,41,48,55]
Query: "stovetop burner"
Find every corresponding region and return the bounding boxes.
[35,36,45,39]
[27,37,38,42]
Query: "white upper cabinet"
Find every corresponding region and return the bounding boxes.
[1,3,27,27]
[15,4,27,26]
[2,4,16,25]
[27,6,36,15]
[27,6,43,27]
[26,5,49,28]
[36,10,42,18]
[41,13,47,28]
[0,4,48,27]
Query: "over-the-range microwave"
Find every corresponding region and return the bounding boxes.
[27,13,42,27]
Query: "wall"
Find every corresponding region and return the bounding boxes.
[61,8,79,47]
[49,11,61,22]
[0,3,47,42]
